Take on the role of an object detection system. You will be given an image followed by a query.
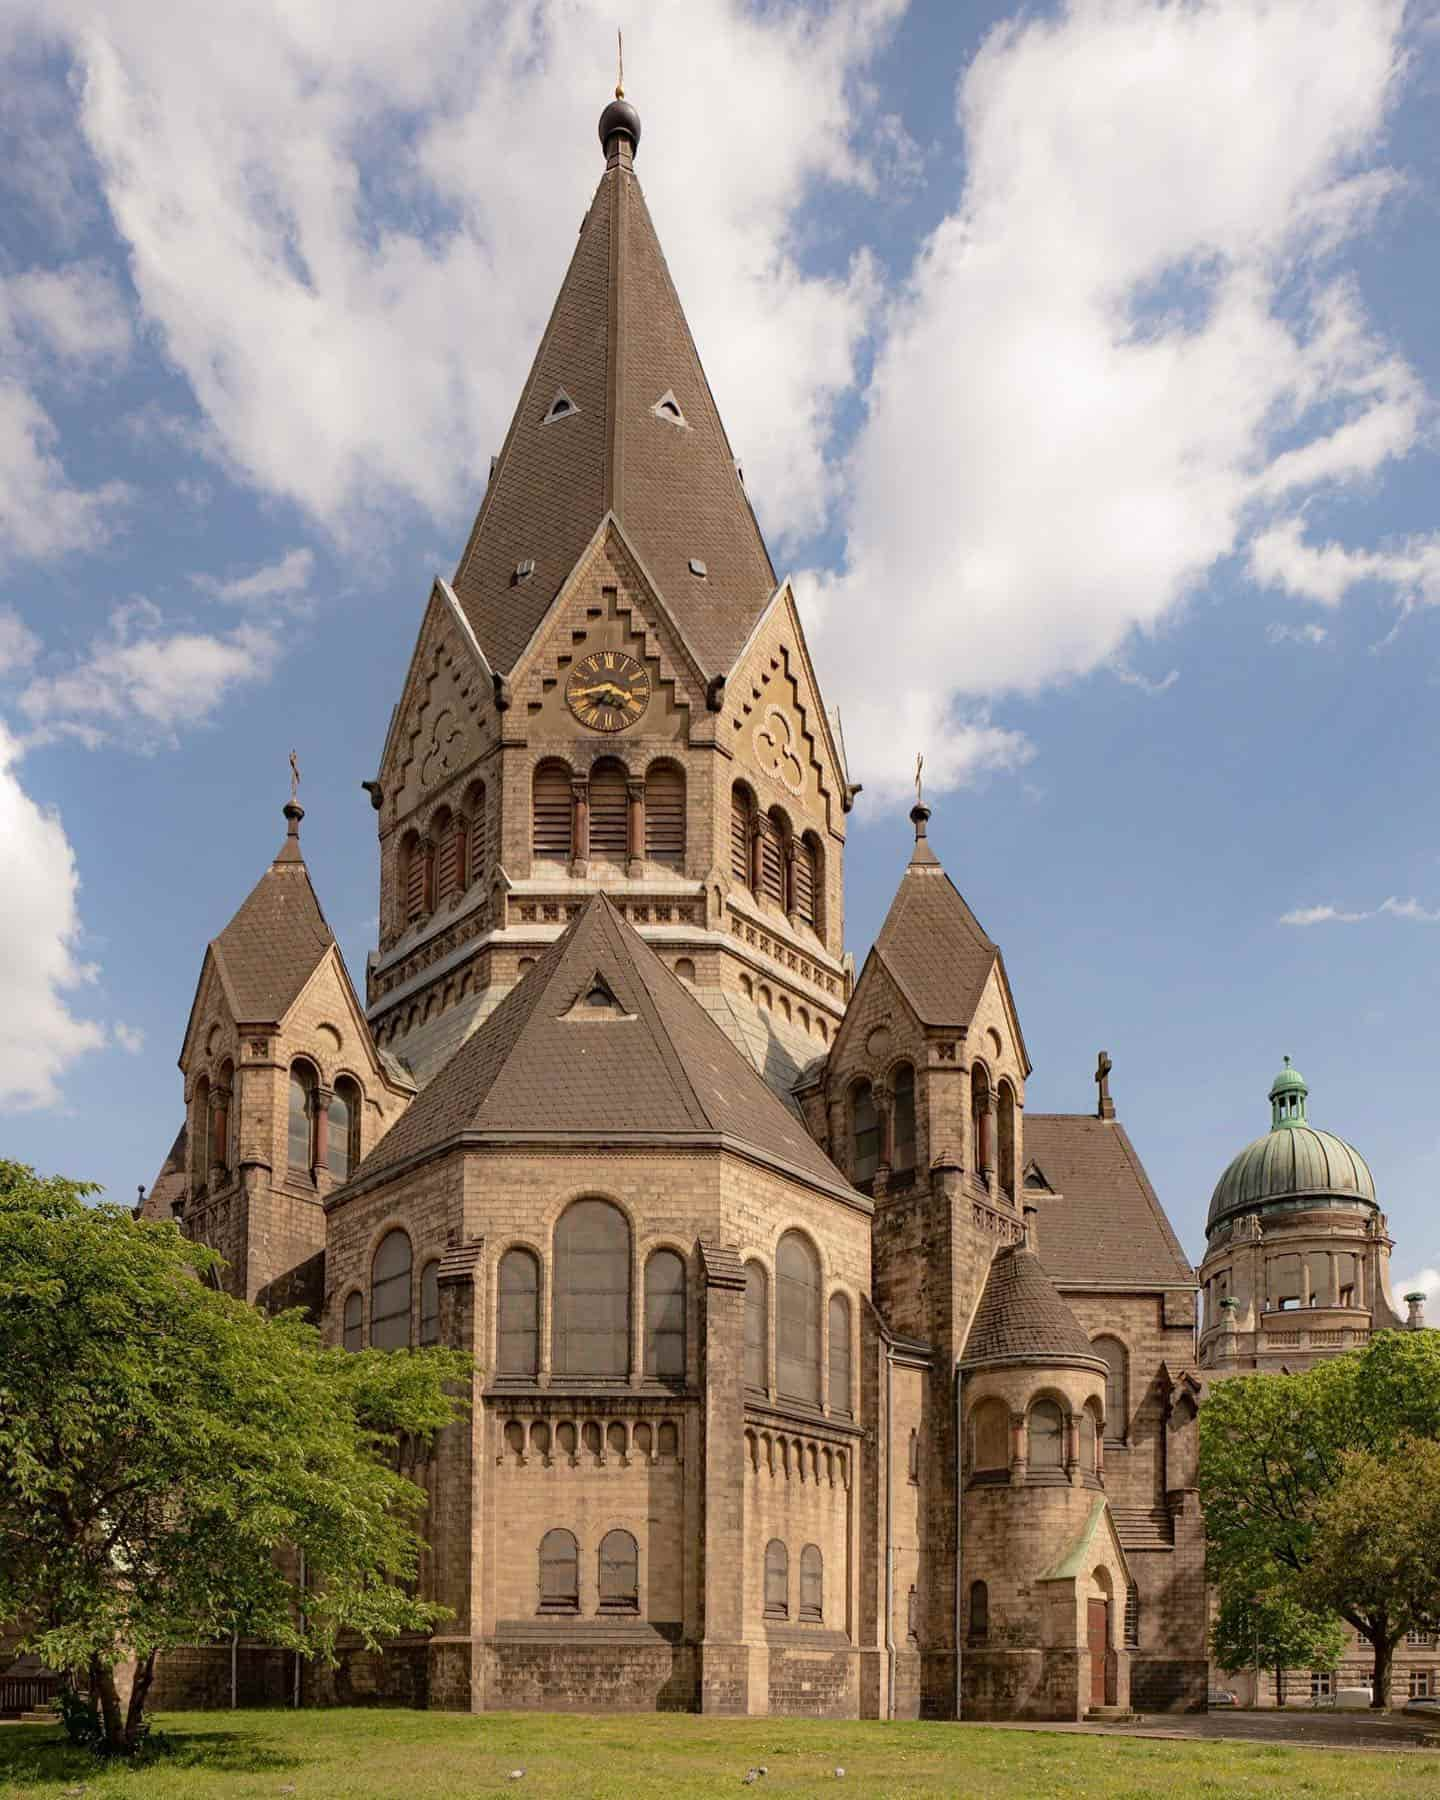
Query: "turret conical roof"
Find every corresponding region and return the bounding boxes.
[209,803,334,1023]
[450,97,776,677]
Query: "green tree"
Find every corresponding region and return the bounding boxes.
[0,1162,470,1755]
[1201,1331,1440,1707]
[1210,1587,1344,1706]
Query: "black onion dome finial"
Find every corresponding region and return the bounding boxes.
[599,29,640,157]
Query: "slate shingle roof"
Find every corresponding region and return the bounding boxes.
[209,812,335,1023]
[352,893,853,1195]
[138,1124,187,1221]
[1025,1115,1195,1288]
[450,140,776,677]
[871,839,998,1030]
[961,1244,1103,1368]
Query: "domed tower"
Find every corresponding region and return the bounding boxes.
[1197,1059,1405,1372]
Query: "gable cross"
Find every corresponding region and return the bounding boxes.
[289,749,301,803]
[1095,1049,1115,1121]
[914,752,924,808]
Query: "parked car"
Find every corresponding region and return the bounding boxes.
[1207,1689,1239,1708]
[1403,1696,1440,1715]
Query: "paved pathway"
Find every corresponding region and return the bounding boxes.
[968,1708,1440,1753]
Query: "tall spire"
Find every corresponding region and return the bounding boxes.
[450,88,775,677]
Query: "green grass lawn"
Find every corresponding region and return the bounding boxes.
[1,1709,1436,1799]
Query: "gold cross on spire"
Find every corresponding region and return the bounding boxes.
[615,28,625,98]
[914,752,924,808]
[289,749,301,803]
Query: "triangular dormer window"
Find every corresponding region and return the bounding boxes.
[561,972,630,1021]
[652,390,687,428]
[542,389,579,425]
[1023,1161,1053,1193]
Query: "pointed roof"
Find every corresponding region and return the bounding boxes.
[871,807,1002,1033]
[349,893,855,1198]
[1024,1115,1195,1288]
[961,1244,1105,1370]
[209,803,335,1023]
[450,98,776,677]
[137,1123,188,1222]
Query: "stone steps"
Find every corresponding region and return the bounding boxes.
[1110,1505,1173,1550]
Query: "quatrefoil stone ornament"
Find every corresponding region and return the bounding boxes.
[754,704,804,795]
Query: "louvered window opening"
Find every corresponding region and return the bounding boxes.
[533,763,573,861]
[828,1292,852,1417]
[420,1259,441,1346]
[403,834,428,923]
[793,838,817,926]
[589,761,628,861]
[744,1264,768,1390]
[553,1199,630,1377]
[776,1231,821,1405]
[370,1229,412,1351]
[539,1529,579,1613]
[730,787,752,884]
[764,1540,788,1619]
[644,1249,686,1380]
[799,1545,823,1622]
[433,813,460,903]
[760,818,785,906]
[645,764,685,866]
[599,1529,639,1612]
[498,1249,540,1377]
[892,1064,916,1173]
[466,785,487,886]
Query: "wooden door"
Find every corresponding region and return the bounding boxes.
[1087,1599,1109,1707]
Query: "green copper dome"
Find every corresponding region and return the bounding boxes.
[1207,1061,1376,1233]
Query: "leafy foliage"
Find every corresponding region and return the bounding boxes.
[1210,1587,1344,1699]
[0,1161,470,1753]
[1200,1330,1440,1705]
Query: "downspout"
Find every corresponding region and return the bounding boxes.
[884,1336,896,1719]
[955,1363,964,1721]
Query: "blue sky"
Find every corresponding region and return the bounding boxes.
[1,0,1437,1303]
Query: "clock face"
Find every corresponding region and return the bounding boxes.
[565,650,651,732]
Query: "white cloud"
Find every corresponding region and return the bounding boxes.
[1279,896,1440,926]
[0,379,130,560]
[19,0,902,551]
[1394,1267,1439,1319]
[0,719,105,1109]
[192,546,314,606]
[1266,620,1330,647]
[0,609,41,674]
[1112,662,1179,696]
[21,602,281,749]
[5,262,132,363]
[1249,515,1440,612]
[801,0,1420,796]
[113,1021,144,1054]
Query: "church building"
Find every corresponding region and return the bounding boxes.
[140,87,1214,1721]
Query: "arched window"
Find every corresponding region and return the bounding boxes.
[342,1290,363,1352]
[794,834,821,931]
[419,1259,441,1346]
[744,1262,768,1391]
[431,807,456,903]
[192,1074,211,1190]
[463,781,486,889]
[828,1292,852,1417]
[645,762,685,867]
[764,1539,788,1619]
[997,1081,1016,1199]
[971,1065,992,1177]
[971,1397,1010,1474]
[730,784,754,886]
[498,1248,540,1377]
[399,829,430,925]
[213,1061,233,1175]
[969,1580,989,1643]
[327,1077,361,1182]
[1080,1403,1100,1474]
[1092,1337,1128,1443]
[553,1199,631,1377]
[1027,1398,1065,1470]
[892,1064,916,1174]
[800,1545,823,1622]
[532,760,573,863]
[288,1064,315,1172]
[644,1249,686,1380]
[588,758,628,862]
[370,1229,412,1349]
[776,1231,821,1405]
[538,1529,579,1614]
[598,1529,639,1613]
[852,1080,879,1186]
[760,809,787,907]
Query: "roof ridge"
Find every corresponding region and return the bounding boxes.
[592,896,711,1131]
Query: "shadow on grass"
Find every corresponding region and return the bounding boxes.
[0,1728,300,1786]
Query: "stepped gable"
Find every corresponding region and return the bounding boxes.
[960,1243,1105,1370]
[1024,1114,1194,1287]
[450,98,776,677]
[209,803,334,1023]
[871,806,1000,1028]
[353,892,852,1194]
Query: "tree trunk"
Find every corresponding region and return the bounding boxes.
[1275,1662,1285,1707]
[123,1647,158,1749]
[1369,1632,1394,1710]
[91,1656,125,1754]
